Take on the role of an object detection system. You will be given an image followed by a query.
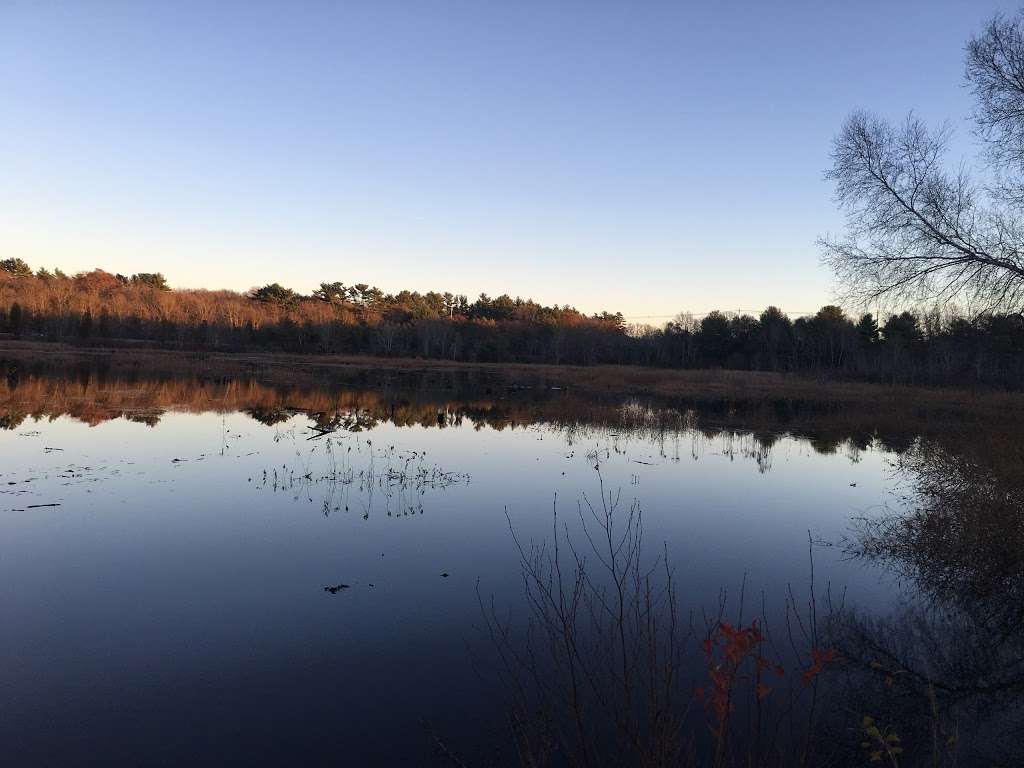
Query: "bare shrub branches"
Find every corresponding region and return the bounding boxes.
[476,468,839,767]
[480,477,690,767]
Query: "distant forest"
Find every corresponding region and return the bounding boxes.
[1,258,1023,388]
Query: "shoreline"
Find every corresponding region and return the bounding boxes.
[2,339,1022,417]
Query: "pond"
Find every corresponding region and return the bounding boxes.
[1,361,1020,766]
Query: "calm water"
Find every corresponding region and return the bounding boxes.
[1,364,1019,765]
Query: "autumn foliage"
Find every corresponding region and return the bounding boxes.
[0,267,627,365]
[3,262,1024,385]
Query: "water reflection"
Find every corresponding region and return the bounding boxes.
[833,434,1024,765]
[259,433,470,518]
[0,361,953,473]
[2,359,1022,765]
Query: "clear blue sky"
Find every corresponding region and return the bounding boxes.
[2,1,1018,319]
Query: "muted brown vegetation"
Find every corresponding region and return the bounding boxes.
[2,264,1024,388]
[4,345,1023,460]
[5,339,1024,415]
[0,265,628,366]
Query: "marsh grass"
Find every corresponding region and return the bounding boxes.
[257,432,469,519]
[4,340,1024,422]
[3,355,1020,486]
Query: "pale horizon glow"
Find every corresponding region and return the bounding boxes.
[1,1,1018,319]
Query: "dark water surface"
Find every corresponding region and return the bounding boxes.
[1,363,1020,765]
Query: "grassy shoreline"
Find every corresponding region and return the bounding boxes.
[3,339,1022,416]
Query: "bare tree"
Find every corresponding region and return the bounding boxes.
[967,13,1024,190]
[820,12,1024,314]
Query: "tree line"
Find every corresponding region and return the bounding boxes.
[7,11,1024,390]
[0,261,627,366]
[2,259,1022,387]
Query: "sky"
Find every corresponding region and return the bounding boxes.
[2,0,1020,321]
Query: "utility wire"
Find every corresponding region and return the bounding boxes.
[620,309,821,321]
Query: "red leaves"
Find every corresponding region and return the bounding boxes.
[802,647,837,685]
[699,619,837,737]
[700,620,775,728]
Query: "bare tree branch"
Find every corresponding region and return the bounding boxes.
[821,12,1024,314]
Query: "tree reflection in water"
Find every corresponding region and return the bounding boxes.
[835,433,1024,766]
[5,361,1024,764]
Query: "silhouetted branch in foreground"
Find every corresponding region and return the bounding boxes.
[471,469,843,767]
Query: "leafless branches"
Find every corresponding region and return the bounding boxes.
[821,12,1024,315]
[967,13,1024,178]
[477,471,691,768]
[474,468,840,767]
